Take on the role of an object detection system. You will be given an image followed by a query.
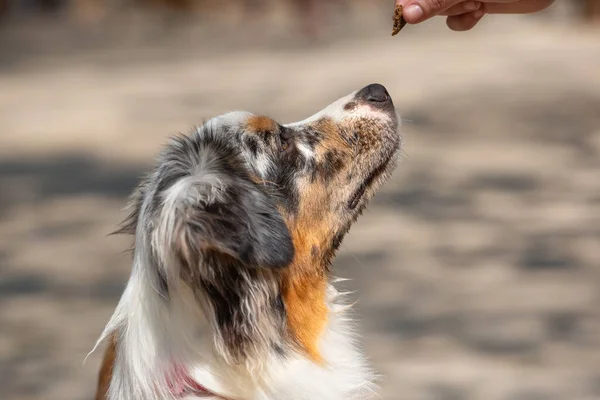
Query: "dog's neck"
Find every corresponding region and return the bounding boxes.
[185,282,377,400]
[95,250,376,400]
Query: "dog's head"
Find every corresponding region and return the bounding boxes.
[123,83,401,272]
[120,84,400,275]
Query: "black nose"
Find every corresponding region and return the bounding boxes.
[356,83,391,104]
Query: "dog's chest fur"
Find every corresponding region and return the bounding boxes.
[182,285,375,399]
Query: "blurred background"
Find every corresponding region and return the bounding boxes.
[1,1,600,399]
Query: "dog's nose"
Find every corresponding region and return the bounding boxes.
[356,83,391,105]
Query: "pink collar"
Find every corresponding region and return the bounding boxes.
[166,364,218,398]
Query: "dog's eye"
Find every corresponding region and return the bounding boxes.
[279,129,294,152]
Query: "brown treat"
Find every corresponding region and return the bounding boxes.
[391,4,406,36]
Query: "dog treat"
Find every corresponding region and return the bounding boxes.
[391,4,407,36]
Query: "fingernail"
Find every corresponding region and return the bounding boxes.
[403,4,424,22]
[464,1,481,11]
[473,10,485,19]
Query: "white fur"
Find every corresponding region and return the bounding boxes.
[285,90,392,127]
[209,111,254,128]
[184,284,376,400]
[252,152,273,177]
[296,142,315,159]
[95,268,376,400]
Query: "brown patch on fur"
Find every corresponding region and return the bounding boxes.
[246,115,277,133]
[353,117,384,152]
[95,334,117,400]
[281,181,335,363]
[312,118,351,154]
[278,117,358,361]
[282,266,328,363]
[343,101,357,111]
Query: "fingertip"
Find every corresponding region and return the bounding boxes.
[403,4,425,23]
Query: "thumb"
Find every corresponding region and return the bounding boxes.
[396,0,464,23]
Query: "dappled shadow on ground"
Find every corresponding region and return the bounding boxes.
[0,155,143,209]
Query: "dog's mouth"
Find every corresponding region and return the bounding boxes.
[347,150,396,210]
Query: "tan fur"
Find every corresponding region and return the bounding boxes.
[281,180,336,363]
[246,115,278,133]
[313,119,348,152]
[282,221,329,363]
[282,269,328,364]
[276,120,353,362]
[95,335,117,400]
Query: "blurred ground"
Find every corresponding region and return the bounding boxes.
[1,3,600,400]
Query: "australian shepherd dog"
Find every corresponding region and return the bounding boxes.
[92,83,402,400]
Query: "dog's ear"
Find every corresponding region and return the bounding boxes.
[157,173,295,270]
[186,179,294,269]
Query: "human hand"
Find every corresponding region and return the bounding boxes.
[395,0,555,31]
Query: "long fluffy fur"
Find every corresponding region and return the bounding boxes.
[91,85,400,400]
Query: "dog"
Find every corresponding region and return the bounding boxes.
[91,83,402,400]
